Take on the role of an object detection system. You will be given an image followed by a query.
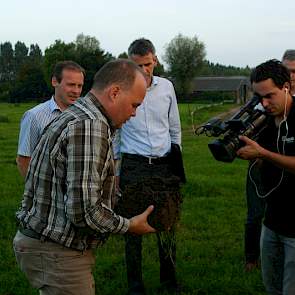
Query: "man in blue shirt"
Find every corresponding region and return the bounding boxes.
[113,38,182,294]
[16,60,85,178]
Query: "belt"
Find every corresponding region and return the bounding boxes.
[122,153,169,165]
[19,227,44,240]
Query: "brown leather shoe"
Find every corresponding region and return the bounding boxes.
[245,260,259,272]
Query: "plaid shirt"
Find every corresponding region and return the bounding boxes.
[16,92,129,250]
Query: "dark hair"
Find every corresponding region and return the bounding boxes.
[250,59,290,89]
[52,60,85,83]
[282,49,295,61]
[128,38,155,57]
[92,59,143,91]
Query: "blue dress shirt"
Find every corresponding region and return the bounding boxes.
[113,76,181,159]
[17,96,61,156]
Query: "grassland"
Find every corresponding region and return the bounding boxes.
[0,102,266,295]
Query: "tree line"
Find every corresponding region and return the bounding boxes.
[0,33,251,103]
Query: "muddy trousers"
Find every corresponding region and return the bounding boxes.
[125,230,176,292]
[120,155,179,293]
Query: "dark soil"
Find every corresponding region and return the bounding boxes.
[116,176,182,231]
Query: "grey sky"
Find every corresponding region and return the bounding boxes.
[1,0,294,68]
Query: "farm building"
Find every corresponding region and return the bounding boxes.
[191,76,252,103]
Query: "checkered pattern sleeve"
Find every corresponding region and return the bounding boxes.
[65,119,129,234]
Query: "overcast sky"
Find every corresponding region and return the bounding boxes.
[1,0,295,68]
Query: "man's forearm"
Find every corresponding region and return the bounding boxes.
[259,148,295,175]
[16,155,31,178]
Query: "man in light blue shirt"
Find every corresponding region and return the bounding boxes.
[16,60,85,177]
[113,38,183,295]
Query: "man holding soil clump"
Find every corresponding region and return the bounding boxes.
[113,38,184,295]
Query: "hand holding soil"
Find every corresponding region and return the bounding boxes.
[128,205,157,234]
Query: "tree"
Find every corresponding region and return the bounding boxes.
[154,59,165,77]
[29,44,42,63]
[199,60,251,76]
[43,35,114,93]
[10,60,49,103]
[0,41,14,82]
[43,40,77,86]
[74,33,114,93]
[163,34,206,98]
[14,41,28,71]
[75,33,100,52]
[118,52,128,59]
[0,42,15,101]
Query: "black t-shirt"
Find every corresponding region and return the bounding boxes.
[258,98,295,237]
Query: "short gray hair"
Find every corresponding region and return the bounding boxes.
[282,49,295,61]
[128,38,155,57]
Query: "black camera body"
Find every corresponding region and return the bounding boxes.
[196,96,268,162]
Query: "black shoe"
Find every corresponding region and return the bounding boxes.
[127,282,146,295]
[159,281,182,294]
[128,291,145,295]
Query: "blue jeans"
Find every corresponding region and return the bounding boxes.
[261,225,295,295]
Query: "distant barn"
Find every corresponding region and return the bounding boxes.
[191,76,251,103]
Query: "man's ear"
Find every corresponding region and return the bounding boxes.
[51,76,59,88]
[109,85,120,102]
[283,82,291,92]
[153,55,158,67]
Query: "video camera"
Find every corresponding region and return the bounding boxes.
[195,96,268,162]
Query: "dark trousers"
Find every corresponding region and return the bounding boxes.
[245,169,266,263]
[119,155,178,292]
[125,230,176,291]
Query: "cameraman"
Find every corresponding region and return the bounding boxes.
[244,52,295,273]
[237,59,295,294]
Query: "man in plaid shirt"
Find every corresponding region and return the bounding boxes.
[13,59,155,295]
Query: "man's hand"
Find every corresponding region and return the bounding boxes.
[238,136,295,175]
[236,136,266,160]
[128,205,156,234]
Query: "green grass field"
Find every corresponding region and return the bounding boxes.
[0,102,266,295]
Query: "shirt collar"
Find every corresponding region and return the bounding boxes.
[49,96,62,113]
[87,92,116,133]
[147,76,159,91]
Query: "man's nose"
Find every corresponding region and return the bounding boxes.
[72,85,81,94]
[131,107,138,117]
[142,66,149,74]
[261,98,269,107]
